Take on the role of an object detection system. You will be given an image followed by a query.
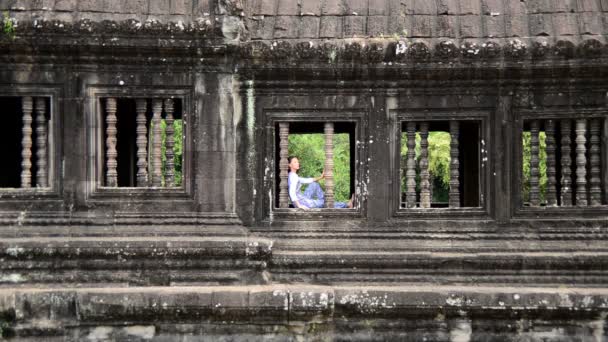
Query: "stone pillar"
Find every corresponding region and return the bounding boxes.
[529,120,541,206]
[20,96,33,188]
[151,99,163,187]
[105,98,118,187]
[405,122,417,208]
[419,122,430,208]
[544,120,557,206]
[136,99,148,187]
[35,98,48,188]
[575,119,587,206]
[278,123,289,208]
[324,122,334,208]
[164,99,175,187]
[560,120,572,206]
[449,121,460,208]
[589,119,602,206]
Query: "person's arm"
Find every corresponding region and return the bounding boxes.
[299,171,325,184]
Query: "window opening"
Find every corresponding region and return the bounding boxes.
[522,118,606,207]
[0,96,51,189]
[275,121,356,209]
[101,97,183,188]
[400,120,481,208]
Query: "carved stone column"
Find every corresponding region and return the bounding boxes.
[560,120,572,206]
[419,122,430,208]
[20,96,33,188]
[575,119,587,206]
[544,120,557,206]
[449,121,460,208]
[529,120,540,206]
[278,123,289,208]
[136,99,148,187]
[35,98,48,188]
[105,98,118,187]
[164,99,175,187]
[589,119,602,206]
[405,122,417,208]
[324,122,335,208]
[151,99,163,187]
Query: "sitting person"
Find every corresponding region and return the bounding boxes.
[287,156,353,209]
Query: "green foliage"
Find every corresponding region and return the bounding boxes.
[3,11,15,39]
[288,133,351,202]
[522,131,547,203]
[151,119,183,187]
[400,131,451,203]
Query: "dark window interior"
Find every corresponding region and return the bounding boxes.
[274,121,356,208]
[0,97,50,188]
[101,98,183,187]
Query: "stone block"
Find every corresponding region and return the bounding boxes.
[436,15,457,37]
[31,0,54,10]
[482,0,503,14]
[319,15,343,38]
[460,14,482,38]
[194,0,212,15]
[322,0,344,15]
[602,0,608,10]
[53,0,75,11]
[249,288,289,312]
[577,0,600,11]
[526,0,553,13]
[436,0,459,14]
[171,0,189,15]
[408,0,437,14]
[387,0,404,15]
[273,16,299,38]
[388,15,410,36]
[368,0,387,15]
[506,13,529,37]
[366,15,387,37]
[552,13,579,36]
[507,0,526,14]
[251,0,276,15]
[15,291,76,321]
[301,0,321,15]
[249,16,275,40]
[299,16,320,38]
[277,0,298,15]
[123,0,147,14]
[344,0,368,15]
[579,12,602,35]
[411,15,433,37]
[460,0,481,14]
[211,290,248,309]
[78,0,107,12]
[484,14,505,38]
[554,0,577,12]
[148,0,171,14]
[528,13,554,36]
[343,15,366,37]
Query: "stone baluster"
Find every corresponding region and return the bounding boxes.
[589,119,602,206]
[419,122,430,208]
[278,123,290,208]
[151,99,163,187]
[544,120,557,206]
[164,99,175,187]
[20,97,33,188]
[324,122,335,208]
[449,121,460,208]
[405,122,417,208]
[529,120,541,206]
[136,99,149,187]
[575,119,587,206]
[560,120,572,206]
[105,98,118,187]
[35,98,48,188]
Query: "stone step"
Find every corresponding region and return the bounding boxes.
[0,284,607,340]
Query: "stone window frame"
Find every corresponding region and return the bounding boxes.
[391,110,491,219]
[263,111,367,220]
[86,86,194,201]
[514,108,608,217]
[0,85,61,199]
